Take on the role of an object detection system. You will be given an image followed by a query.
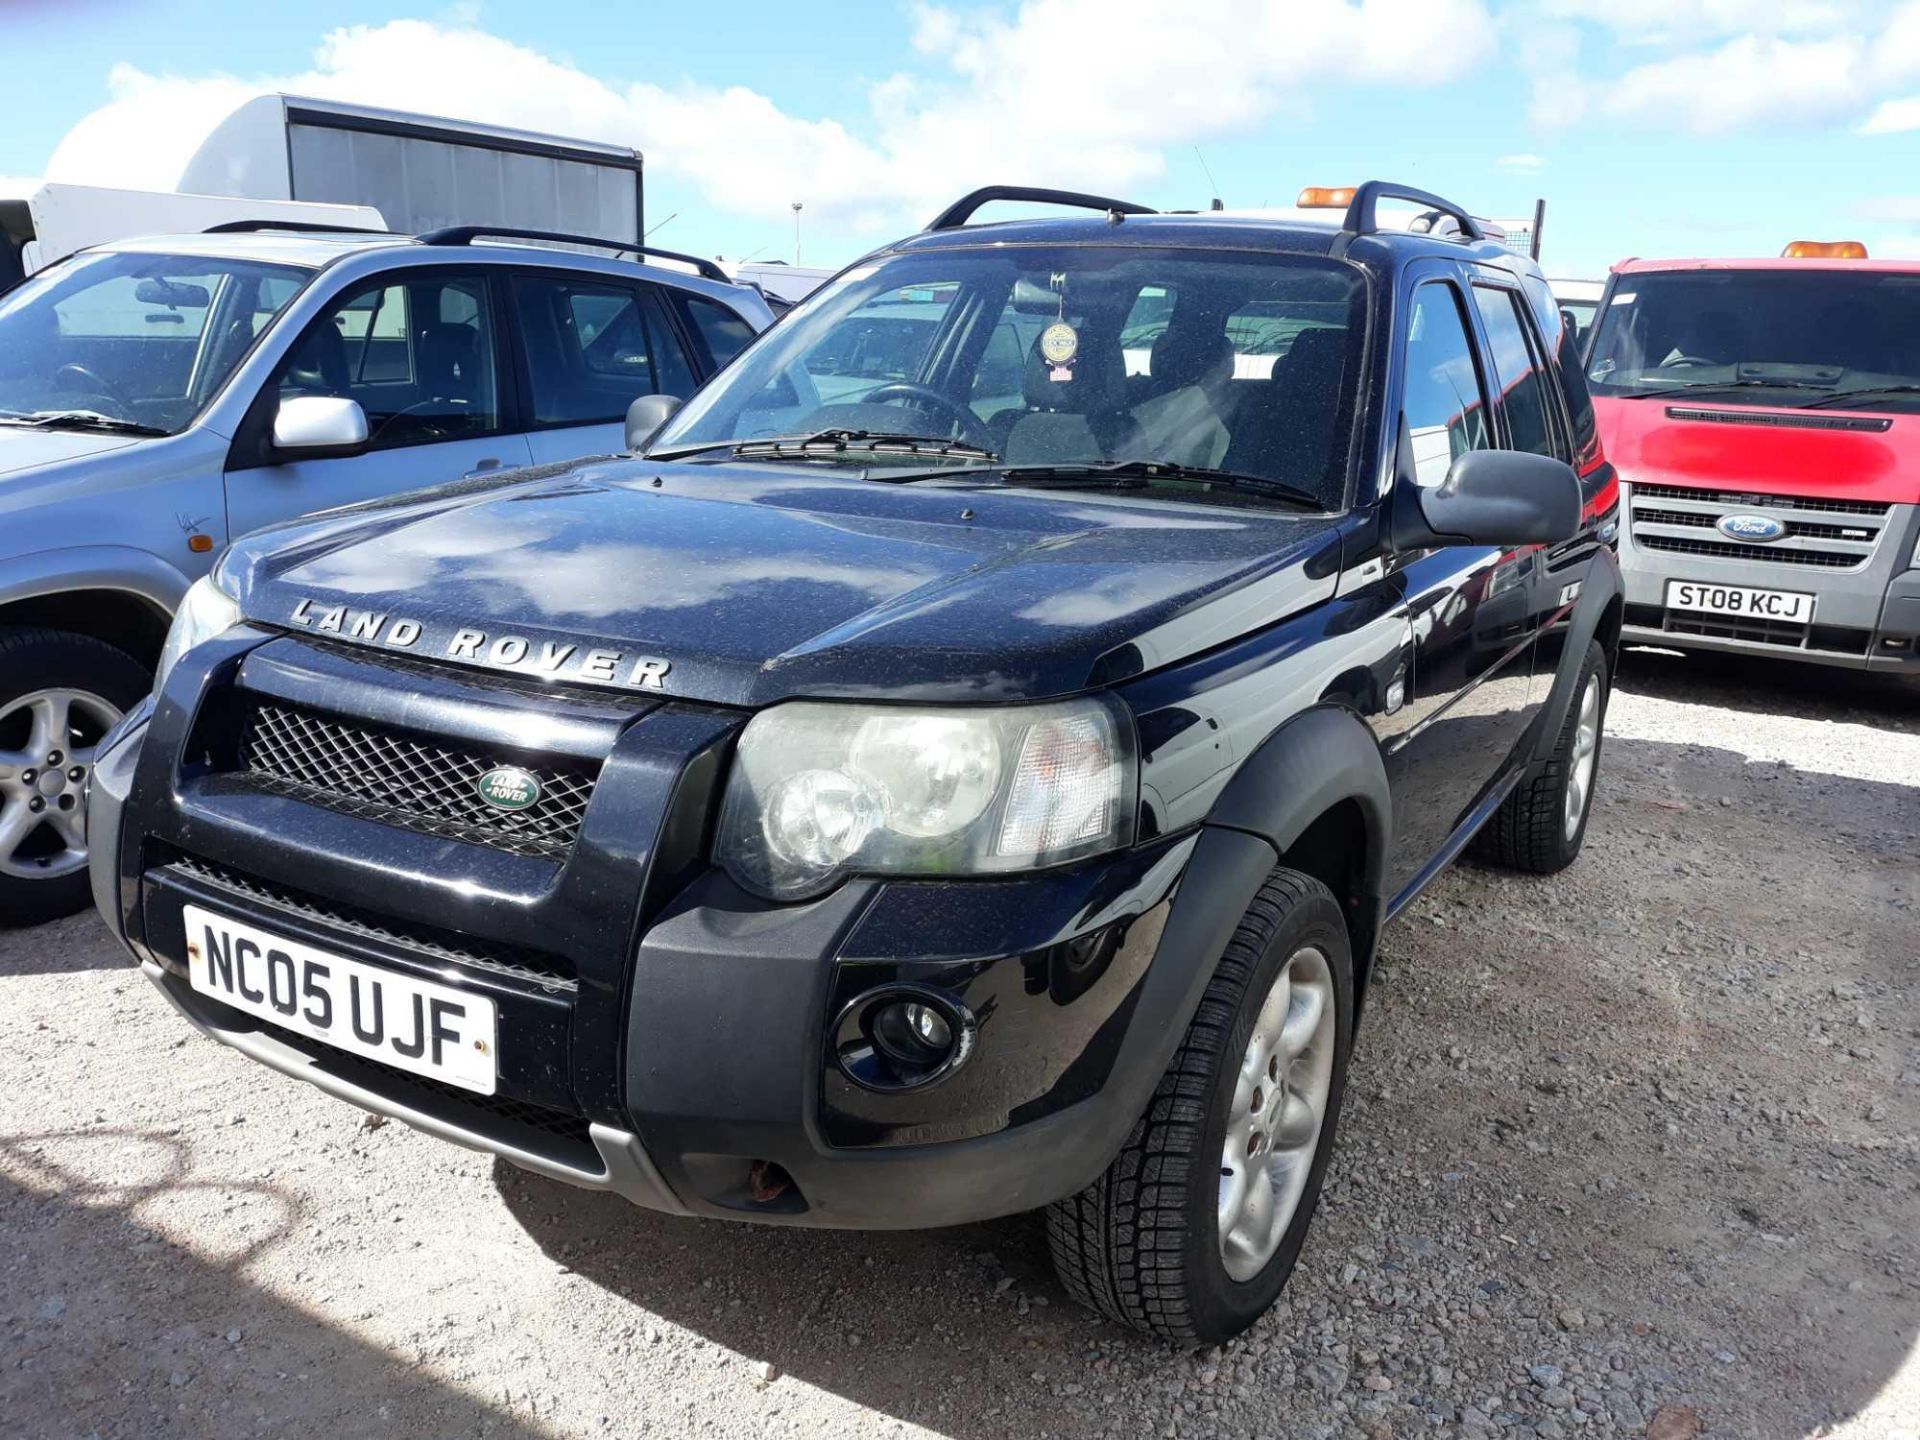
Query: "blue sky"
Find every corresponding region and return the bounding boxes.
[5,0,1919,277]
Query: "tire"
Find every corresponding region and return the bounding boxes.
[1474,638,1609,875]
[0,628,150,928]
[1047,868,1354,1345]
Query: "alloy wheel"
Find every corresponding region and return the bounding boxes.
[0,688,122,882]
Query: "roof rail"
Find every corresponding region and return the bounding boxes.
[1340,182,1485,243]
[925,185,1156,232]
[415,226,731,283]
[203,220,390,236]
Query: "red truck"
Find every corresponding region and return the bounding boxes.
[1585,243,1919,674]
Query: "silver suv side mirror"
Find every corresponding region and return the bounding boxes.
[626,394,683,454]
[273,396,369,454]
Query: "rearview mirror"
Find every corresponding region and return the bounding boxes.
[626,393,683,453]
[273,395,368,456]
[134,278,211,308]
[1403,450,1581,549]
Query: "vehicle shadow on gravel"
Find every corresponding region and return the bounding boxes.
[1618,644,1918,730]
[0,908,134,971]
[501,725,1918,1439]
[0,1128,552,1440]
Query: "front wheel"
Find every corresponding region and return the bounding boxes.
[0,628,149,927]
[1474,638,1609,874]
[1047,869,1353,1344]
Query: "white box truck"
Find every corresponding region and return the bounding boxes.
[4,94,646,285]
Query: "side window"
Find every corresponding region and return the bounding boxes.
[680,294,757,370]
[798,283,952,405]
[638,288,699,399]
[1472,284,1559,459]
[1403,282,1490,487]
[277,272,499,450]
[511,276,702,426]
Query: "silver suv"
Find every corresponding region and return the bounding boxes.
[0,222,773,923]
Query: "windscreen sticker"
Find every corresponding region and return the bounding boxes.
[1610,291,1637,305]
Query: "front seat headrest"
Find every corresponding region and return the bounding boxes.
[1148,328,1234,392]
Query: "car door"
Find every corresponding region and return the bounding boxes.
[224,267,532,539]
[1379,266,1542,903]
[509,272,705,466]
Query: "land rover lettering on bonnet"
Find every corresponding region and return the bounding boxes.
[285,597,672,691]
[92,183,1623,1344]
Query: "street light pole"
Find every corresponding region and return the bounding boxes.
[791,202,803,266]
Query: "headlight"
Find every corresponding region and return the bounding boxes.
[716,698,1136,900]
[153,575,243,695]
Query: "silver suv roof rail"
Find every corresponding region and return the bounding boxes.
[415,226,731,283]
[203,220,391,236]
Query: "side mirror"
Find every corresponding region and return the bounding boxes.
[626,393,683,453]
[272,395,368,456]
[1405,450,1581,549]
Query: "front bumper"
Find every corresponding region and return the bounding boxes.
[1618,481,1920,672]
[90,634,1269,1229]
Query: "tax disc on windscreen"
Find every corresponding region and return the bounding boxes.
[1040,322,1079,366]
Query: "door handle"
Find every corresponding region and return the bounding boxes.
[463,458,503,479]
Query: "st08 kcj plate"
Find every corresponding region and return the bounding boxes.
[1665,580,1814,624]
[182,904,498,1095]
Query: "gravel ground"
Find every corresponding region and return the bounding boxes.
[2,647,1915,1440]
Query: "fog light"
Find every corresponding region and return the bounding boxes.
[833,985,975,1092]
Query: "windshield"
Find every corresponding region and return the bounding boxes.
[655,245,1368,508]
[1586,268,1920,411]
[0,250,311,435]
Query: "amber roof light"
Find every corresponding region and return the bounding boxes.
[1782,240,1869,259]
[1296,186,1357,209]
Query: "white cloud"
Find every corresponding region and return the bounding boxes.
[1852,196,1920,222]
[1861,94,1920,129]
[44,3,1497,241]
[1497,153,1547,173]
[1600,34,1866,132]
[1523,0,1920,134]
[1540,0,1855,45]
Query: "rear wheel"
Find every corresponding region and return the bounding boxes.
[1474,638,1609,875]
[1047,869,1353,1344]
[0,628,148,927]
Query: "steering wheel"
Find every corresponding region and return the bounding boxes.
[1663,355,1718,369]
[53,363,138,418]
[859,382,995,450]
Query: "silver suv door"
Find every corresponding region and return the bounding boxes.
[225,267,531,539]
[508,272,706,466]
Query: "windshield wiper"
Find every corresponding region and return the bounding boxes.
[962,459,1325,510]
[0,409,168,437]
[1615,380,1828,402]
[1799,384,1920,410]
[654,428,998,463]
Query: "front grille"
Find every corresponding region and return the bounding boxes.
[1634,534,1865,569]
[164,854,574,990]
[240,702,596,858]
[1627,482,1887,572]
[1631,483,1892,518]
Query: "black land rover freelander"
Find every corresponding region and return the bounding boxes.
[90,184,1622,1344]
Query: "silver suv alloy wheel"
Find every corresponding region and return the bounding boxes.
[0,688,122,881]
[1218,942,1338,1281]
